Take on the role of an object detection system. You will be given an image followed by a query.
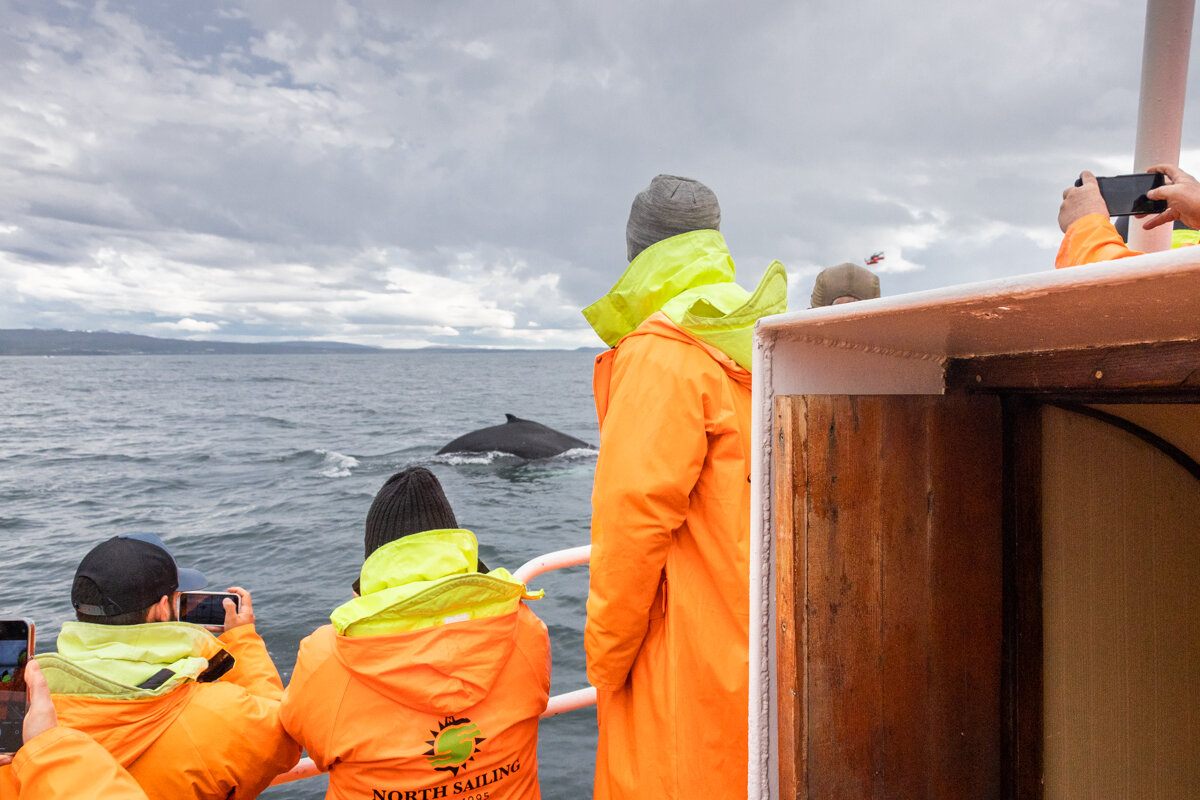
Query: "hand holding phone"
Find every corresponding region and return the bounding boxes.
[177,587,255,633]
[1074,172,1168,216]
[178,591,240,632]
[0,660,56,766]
[0,619,34,756]
[1141,163,1200,231]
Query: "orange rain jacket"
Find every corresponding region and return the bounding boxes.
[281,531,551,800]
[39,624,300,800]
[587,313,755,800]
[0,727,148,800]
[1056,212,1200,268]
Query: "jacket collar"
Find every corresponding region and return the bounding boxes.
[41,622,232,698]
[581,229,787,370]
[332,529,541,637]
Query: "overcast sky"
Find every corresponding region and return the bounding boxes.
[3,0,1199,349]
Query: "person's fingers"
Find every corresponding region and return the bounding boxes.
[21,660,57,743]
[226,586,252,615]
[1141,208,1178,230]
[24,660,46,696]
[1148,164,1182,182]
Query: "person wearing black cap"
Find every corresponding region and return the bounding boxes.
[70,533,210,625]
[34,534,300,800]
[281,467,551,800]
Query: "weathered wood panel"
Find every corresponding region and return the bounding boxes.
[1001,397,1044,800]
[775,395,1004,799]
[945,339,1200,395]
[804,396,886,800]
[774,395,802,800]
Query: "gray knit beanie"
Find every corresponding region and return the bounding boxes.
[364,467,458,558]
[810,263,881,307]
[626,174,722,262]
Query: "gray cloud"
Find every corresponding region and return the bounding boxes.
[1,0,1196,346]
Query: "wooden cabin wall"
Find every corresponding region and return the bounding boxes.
[774,394,1004,800]
[1041,405,1200,799]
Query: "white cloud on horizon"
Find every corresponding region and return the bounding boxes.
[152,317,222,332]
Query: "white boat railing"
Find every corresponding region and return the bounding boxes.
[271,545,595,787]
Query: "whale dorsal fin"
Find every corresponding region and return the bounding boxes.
[505,413,520,423]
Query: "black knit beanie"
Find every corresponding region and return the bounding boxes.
[364,467,458,558]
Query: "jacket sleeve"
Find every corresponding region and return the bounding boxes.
[278,629,337,773]
[190,683,301,800]
[9,727,147,800]
[1056,212,1142,268]
[585,334,709,691]
[217,624,285,699]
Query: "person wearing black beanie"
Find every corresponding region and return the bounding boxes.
[282,466,550,799]
[357,468,487,591]
[364,467,458,558]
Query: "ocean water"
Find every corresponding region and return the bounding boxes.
[0,351,601,799]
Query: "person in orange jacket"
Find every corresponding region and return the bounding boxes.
[0,660,148,800]
[1056,165,1200,267]
[582,175,788,800]
[36,533,300,800]
[281,467,551,800]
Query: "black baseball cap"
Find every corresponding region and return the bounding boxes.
[72,533,207,617]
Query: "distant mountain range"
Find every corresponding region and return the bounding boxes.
[0,329,603,356]
[0,329,382,356]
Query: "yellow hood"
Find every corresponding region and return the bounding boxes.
[332,529,542,637]
[41,622,230,698]
[582,229,787,370]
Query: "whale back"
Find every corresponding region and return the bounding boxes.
[437,414,592,459]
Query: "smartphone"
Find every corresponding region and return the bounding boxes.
[1076,172,1168,216]
[177,592,238,631]
[0,619,33,755]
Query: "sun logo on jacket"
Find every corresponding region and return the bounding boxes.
[424,716,486,775]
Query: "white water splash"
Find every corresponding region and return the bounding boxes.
[316,449,359,478]
[556,447,598,460]
[433,450,508,465]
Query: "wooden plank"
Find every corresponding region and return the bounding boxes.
[803,396,884,799]
[926,396,1004,799]
[1002,397,1044,800]
[774,395,802,800]
[788,395,1004,799]
[945,339,1200,394]
[878,397,934,796]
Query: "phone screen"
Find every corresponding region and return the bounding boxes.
[178,592,237,627]
[0,620,32,754]
[1096,173,1167,216]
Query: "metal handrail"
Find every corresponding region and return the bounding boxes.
[513,544,591,584]
[270,545,595,786]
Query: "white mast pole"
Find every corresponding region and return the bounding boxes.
[1128,0,1195,253]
